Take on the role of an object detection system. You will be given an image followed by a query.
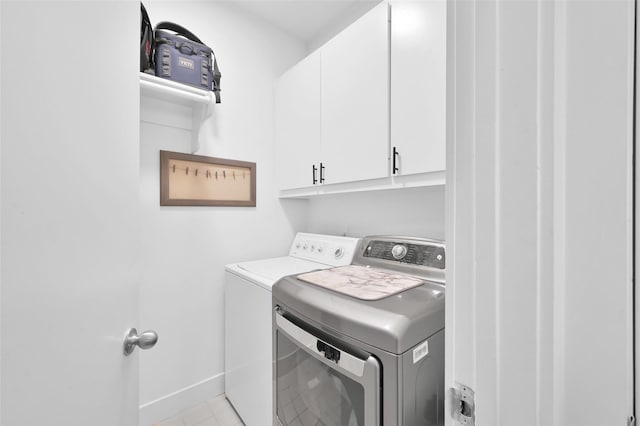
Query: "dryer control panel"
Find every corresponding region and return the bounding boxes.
[363,240,445,269]
[354,236,446,284]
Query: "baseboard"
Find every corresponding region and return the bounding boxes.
[139,373,225,426]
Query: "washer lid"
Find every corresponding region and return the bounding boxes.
[226,256,330,290]
[273,270,445,354]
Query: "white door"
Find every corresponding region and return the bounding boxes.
[390,0,446,176]
[320,2,389,185]
[275,51,321,191]
[1,2,142,425]
[446,1,635,425]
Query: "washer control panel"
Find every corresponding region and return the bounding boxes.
[289,233,360,267]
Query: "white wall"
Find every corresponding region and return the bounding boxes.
[0,4,4,422]
[306,1,381,52]
[139,2,308,423]
[306,186,445,239]
[446,1,635,425]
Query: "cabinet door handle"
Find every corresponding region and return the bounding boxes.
[312,164,318,185]
[320,163,325,183]
[392,147,399,175]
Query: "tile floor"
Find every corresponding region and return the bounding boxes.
[153,394,245,426]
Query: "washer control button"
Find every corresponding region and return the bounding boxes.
[334,247,344,259]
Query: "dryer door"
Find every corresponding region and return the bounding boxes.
[274,309,380,426]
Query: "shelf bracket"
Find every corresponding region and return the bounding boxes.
[191,93,214,154]
[140,73,215,154]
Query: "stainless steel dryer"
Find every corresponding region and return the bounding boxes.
[272,236,445,426]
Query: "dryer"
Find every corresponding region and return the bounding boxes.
[272,235,445,425]
[224,232,360,425]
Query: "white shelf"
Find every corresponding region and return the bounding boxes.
[140,72,213,105]
[139,72,214,153]
[278,170,446,199]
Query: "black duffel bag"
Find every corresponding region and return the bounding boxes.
[140,2,154,72]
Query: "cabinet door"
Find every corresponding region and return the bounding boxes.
[320,2,389,184]
[275,51,321,190]
[390,0,446,175]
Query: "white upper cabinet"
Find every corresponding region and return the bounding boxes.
[274,0,447,196]
[275,51,321,190]
[320,2,390,185]
[390,0,447,176]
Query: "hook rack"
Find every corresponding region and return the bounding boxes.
[171,165,248,180]
[160,150,256,207]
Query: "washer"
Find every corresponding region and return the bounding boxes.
[273,235,445,425]
[224,232,360,426]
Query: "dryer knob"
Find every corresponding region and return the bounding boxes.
[391,244,408,260]
[334,247,344,259]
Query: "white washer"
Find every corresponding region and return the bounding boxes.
[224,232,360,426]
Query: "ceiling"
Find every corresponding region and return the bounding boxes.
[230,0,381,45]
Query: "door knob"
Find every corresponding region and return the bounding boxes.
[123,328,158,356]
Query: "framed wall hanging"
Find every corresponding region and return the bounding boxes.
[160,150,256,206]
